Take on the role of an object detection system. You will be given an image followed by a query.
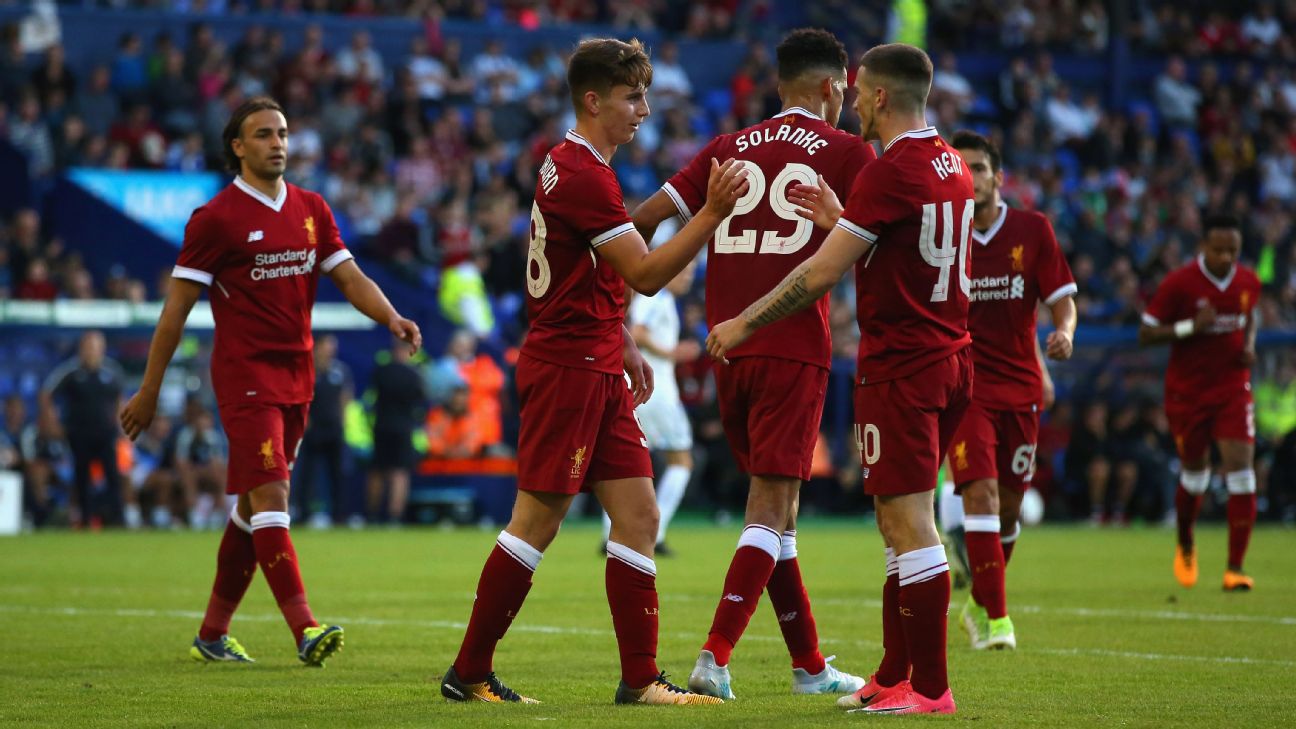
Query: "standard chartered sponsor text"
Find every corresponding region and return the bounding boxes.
[251,249,316,280]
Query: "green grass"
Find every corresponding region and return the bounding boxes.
[0,519,1291,727]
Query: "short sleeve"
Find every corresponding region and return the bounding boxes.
[564,167,635,247]
[1142,272,1181,326]
[661,137,722,223]
[314,197,354,274]
[173,207,224,286]
[1034,216,1078,305]
[836,162,906,244]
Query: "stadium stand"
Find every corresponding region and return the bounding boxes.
[0,2,1293,528]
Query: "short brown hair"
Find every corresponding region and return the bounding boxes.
[222,96,285,172]
[566,38,652,113]
[858,43,933,112]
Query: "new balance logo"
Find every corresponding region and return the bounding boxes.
[778,611,798,623]
[247,230,264,243]
[723,593,744,603]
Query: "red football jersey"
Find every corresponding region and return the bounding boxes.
[967,204,1076,408]
[521,130,636,375]
[836,127,974,384]
[173,177,352,407]
[662,108,876,369]
[1143,256,1260,404]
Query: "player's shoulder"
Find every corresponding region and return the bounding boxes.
[1004,206,1055,238]
[288,182,326,207]
[1235,264,1261,287]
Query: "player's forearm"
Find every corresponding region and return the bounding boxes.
[139,289,199,394]
[740,259,834,334]
[1138,323,1186,346]
[339,271,401,328]
[628,209,722,295]
[1050,297,1077,338]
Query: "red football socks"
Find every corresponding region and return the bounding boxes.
[454,534,539,683]
[1175,485,1204,551]
[703,525,780,666]
[1226,493,1257,571]
[605,542,661,688]
[897,545,951,701]
[198,516,258,642]
[874,549,909,687]
[965,515,1007,619]
[767,547,825,674]
[250,512,316,644]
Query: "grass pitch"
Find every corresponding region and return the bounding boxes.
[0,519,1291,728]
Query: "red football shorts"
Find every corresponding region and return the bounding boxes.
[716,356,829,481]
[853,348,973,496]
[515,354,652,495]
[948,400,1039,493]
[1165,388,1255,463]
[219,401,309,495]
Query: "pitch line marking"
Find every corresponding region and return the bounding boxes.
[1,603,1292,668]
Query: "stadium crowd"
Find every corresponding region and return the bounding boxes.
[1,2,1295,529]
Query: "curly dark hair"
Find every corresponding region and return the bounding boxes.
[221,96,285,173]
[777,28,848,82]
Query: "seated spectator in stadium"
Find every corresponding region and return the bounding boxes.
[72,64,117,137]
[650,41,693,111]
[31,44,75,108]
[1155,56,1201,129]
[425,384,483,459]
[130,412,175,529]
[16,259,57,300]
[931,52,974,114]
[8,91,55,177]
[367,339,428,524]
[173,400,227,530]
[110,32,147,103]
[336,30,384,86]
[470,38,519,104]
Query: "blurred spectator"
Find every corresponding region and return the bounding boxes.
[41,330,126,527]
[1155,56,1202,129]
[470,38,519,104]
[424,384,482,458]
[20,401,69,528]
[295,334,354,527]
[9,92,54,177]
[335,30,384,86]
[439,250,494,338]
[130,412,175,529]
[650,41,693,111]
[441,329,505,448]
[172,399,227,529]
[365,339,427,524]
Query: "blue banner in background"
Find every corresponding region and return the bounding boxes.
[66,168,224,245]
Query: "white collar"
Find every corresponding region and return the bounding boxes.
[883,126,939,154]
[233,176,287,212]
[1197,254,1236,292]
[565,130,609,167]
[772,106,822,121]
[972,202,1009,245]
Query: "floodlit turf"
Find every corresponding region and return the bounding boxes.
[0,519,1291,727]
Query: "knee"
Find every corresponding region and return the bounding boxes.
[506,515,564,551]
[961,480,998,515]
[248,481,291,513]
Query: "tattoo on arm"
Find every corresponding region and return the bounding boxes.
[745,267,814,330]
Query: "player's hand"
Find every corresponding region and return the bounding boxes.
[787,175,843,231]
[1241,345,1257,367]
[673,339,702,363]
[706,317,750,364]
[119,388,158,441]
[1193,304,1216,333]
[389,316,422,355]
[624,344,655,406]
[1045,329,1073,360]
[701,158,750,219]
